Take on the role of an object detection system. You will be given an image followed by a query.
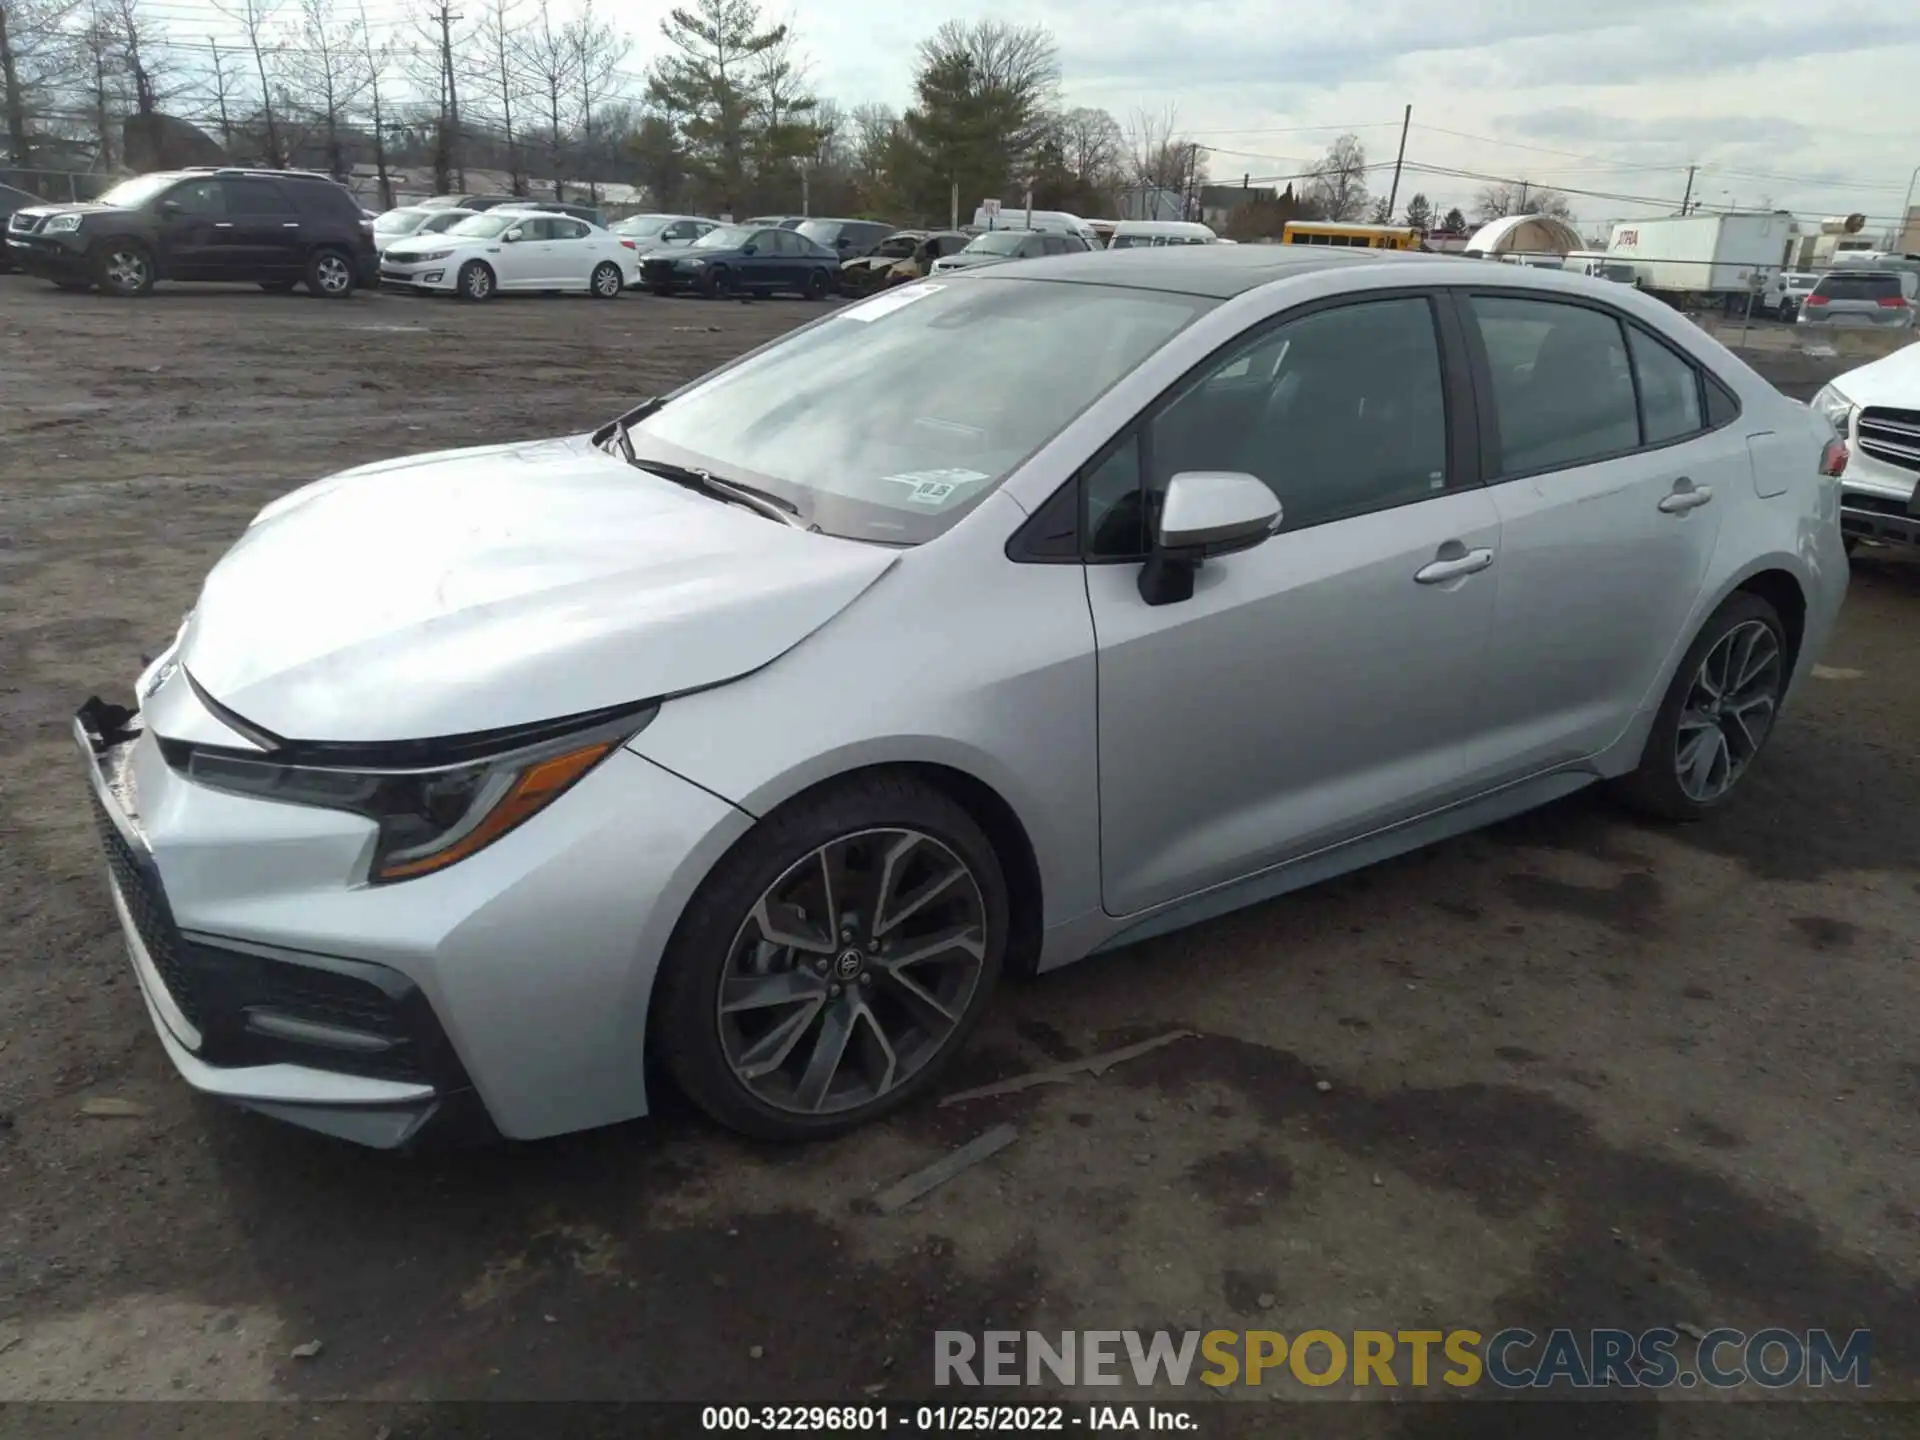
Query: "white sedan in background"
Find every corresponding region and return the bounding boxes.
[380,208,639,300]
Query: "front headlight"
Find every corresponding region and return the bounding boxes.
[677,257,706,269]
[43,214,82,233]
[415,249,453,262]
[1809,383,1856,437]
[181,710,651,883]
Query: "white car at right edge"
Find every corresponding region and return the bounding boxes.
[1810,342,1920,551]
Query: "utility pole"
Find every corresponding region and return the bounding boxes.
[799,161,809,217]
[1386,102,1410,217]
[949,178,958,232]
[1679,164,1696,216]
[434,1,464,191]
[1518,178,1528,212]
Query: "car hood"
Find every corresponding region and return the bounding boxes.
[1833,342,1920,407]
[175,435,898,742]
[15,201,128,221]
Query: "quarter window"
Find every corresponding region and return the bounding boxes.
[1627,326,1703,443]
[1469,295,1639,475]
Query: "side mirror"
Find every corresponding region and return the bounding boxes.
[503,228,523,242]
[159,199,182,216]
[741,243,757,255]
[1138,471,1281,607]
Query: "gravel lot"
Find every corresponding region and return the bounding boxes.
[1,276,1917,1432]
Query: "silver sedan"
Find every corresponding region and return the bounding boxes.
[76,248,1848,1148]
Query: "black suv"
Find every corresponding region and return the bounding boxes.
[5,168,378,298]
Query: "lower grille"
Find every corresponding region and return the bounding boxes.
[88,789,204,1029]
[1845,491,1913,519]
[1858,407,1920,476]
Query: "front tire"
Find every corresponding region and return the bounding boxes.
[652,774,1008,1141]
[803,268,830,300]
[95,241,154,297]
[458,259,495,301]
[591,261,623,299]
[305,248,355,298]
[700,265,731,299]
[1614,592,1788,821]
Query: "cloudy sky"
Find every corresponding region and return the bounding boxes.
[795,0,1920,234]
[165,0,1920,235]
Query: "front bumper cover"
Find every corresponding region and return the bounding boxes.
[74,697,495,1148]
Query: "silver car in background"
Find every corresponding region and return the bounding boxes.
[1797,269,1918,330]
[76,248,1847,1149]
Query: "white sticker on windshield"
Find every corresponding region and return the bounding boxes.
[879,467,990,505]
[838,282,944,322]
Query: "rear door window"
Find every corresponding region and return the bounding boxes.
[1468,295,1639,475]
[226,179,296,215]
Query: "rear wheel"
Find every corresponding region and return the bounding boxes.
[305,248,355,298]
[95,241,154,297]
[458,260,495,301]
[652,774,1007,1141]
[591,261,623,298]
[1614,592,1788,821]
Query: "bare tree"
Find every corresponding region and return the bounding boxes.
[406,0,468,191]
[109,0,154,113]
[292,0,366,178]
[1304,132,1369,220]
[1126,103,1179,186]
[357,0,393,205]
[751,21,813,179]
[512,0,574,197]
[1055,105,1123,195]
[1473,178,1573,223]
[1,0,84,168]
[220,0,284,165]
[203,36,240,151]
[473,0,523,191]
[565,0,627,199]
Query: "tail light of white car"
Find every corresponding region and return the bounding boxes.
[1820,437,1849,478]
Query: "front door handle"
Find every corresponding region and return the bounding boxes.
[213,222,234,229]
[1415,547,1495,584]
[1658,479,1714,514]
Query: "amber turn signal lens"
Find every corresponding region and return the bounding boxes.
[375,741,614,881]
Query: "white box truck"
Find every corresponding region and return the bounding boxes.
[1606,212,1798,310]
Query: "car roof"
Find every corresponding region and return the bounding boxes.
[977,245,1450,298]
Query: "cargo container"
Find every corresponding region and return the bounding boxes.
[1606,212,1799,308]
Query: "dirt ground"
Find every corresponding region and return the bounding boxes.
[2,276,1918,1434]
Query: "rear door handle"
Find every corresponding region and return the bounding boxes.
[1415,547,1495,584]
[1658,480,1714,513]
[282,222,300,229]
[213,222,234,229]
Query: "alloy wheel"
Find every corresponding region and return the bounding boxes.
[716,828,988,1116]
[1673,618,1782,804]
[106,249,148,292]
[593,263,621,297]
[314,254,351,294]
[464,264,492,299]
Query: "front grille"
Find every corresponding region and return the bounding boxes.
[7,211,40,234]
[88,788,204,1029]
[1858,407,1920,476]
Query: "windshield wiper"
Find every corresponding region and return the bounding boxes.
[627,457,807,529]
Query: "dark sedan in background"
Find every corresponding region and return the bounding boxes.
[640,223,840,298]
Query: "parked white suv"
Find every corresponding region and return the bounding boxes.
[1812,344,1920,550]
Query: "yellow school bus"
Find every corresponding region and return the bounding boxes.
[1281,222,1423,250]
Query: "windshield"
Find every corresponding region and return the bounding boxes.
[449,213,515,238]
[694,225,754,250]
[619,216,670,237]
[421,211,469,232]
[627,278,1213,544]
[375,210,427,234]
[96,174,179,208]
[964,232,1033,257]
